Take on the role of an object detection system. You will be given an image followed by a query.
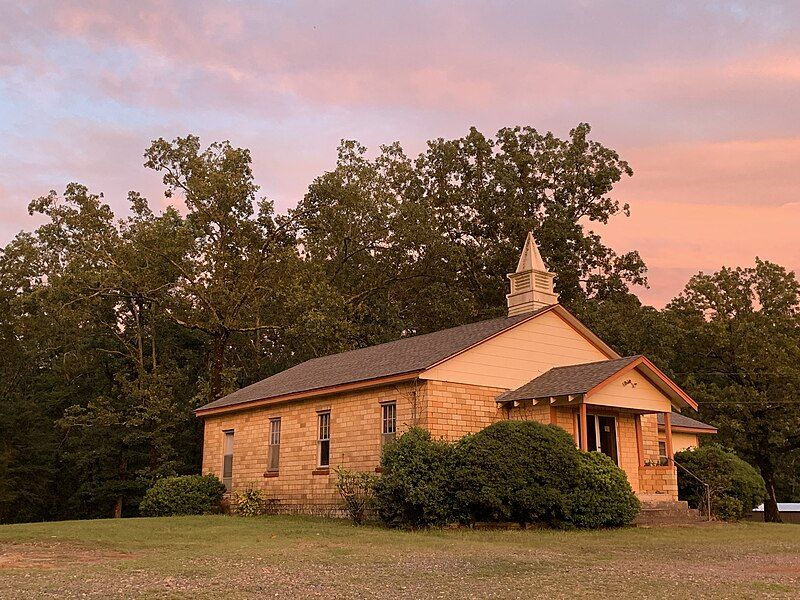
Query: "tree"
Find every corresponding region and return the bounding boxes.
[417,124,646,311]
[295,124,646,341]
[143,136,300,402]
[667,259,800,522]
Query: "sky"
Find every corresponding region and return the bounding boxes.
[1,1,799,307]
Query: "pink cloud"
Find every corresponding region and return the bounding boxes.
[3,0,800,311]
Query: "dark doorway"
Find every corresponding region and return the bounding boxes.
[585,414,618,465]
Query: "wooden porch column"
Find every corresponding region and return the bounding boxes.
[634,414,645,467]
[664,411,674,462]
[579,403,588,451]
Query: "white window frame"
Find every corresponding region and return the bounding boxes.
[381,402,397,446]
[222,430,234,490]
[317,411,331,468]
[267,418,281,473]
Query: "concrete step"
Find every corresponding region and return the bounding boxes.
[634,499,706,526]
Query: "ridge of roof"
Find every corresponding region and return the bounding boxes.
[496,356,641,403]
[196,305,556,413]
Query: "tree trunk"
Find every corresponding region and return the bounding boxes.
[763,474,782,523]
[758,457,782,523]
[209,329,230,401]
[114,456,128,519]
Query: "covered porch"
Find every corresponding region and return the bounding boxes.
[496,355,698,498]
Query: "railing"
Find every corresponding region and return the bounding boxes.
[669,456,712,522]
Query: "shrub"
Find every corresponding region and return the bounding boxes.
[373,428,457,527]
[567,452,640,528]
[232,487,267,517]
[453,420,581,527]
[334,467,377,525]
[675,444,766,521]
[139,474,226,517]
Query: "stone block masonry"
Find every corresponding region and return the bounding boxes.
[202,378,679,511]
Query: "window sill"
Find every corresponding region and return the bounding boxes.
[263,471,279,478]
[312,468,330,476]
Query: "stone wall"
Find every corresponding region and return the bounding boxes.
[202,381,420,508]
[422,380,505,441]
[200,378,680,511]
[639,465,679,499]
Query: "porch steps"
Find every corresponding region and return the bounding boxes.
[634,499,705,526]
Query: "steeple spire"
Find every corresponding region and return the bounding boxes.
[506,232,558,316]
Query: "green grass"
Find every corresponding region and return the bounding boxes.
[0,516,798,599]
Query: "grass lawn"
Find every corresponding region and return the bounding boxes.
[0,517,798,599]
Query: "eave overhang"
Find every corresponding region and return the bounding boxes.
[194,370,422,417]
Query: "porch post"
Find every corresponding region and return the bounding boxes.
[664,411,674,461]
[579,403,588,451]
[634,414,645,468]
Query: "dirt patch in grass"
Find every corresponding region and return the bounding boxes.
[0,542,134,570]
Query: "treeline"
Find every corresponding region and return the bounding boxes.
[0,125,797,523]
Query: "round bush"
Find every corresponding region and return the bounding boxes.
[139,474,226,517]
[373,428,456,527]
[674,444,766,521]
[453,420,581,527]
[567,451,640,528]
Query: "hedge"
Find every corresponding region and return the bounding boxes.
[373,428,457,527]
[568,451,640,528]
[139,474,226,517]
[373,423,640,529]
[675,444,766,521]
[454,420,581,527]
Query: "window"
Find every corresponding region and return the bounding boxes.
[658,441,668,466]
[381,402,396,446]
[268,418,281,472]
[318,412,330,468]
[222,430,234,490]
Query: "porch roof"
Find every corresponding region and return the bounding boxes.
[496,355,697,411]
[657,412,717,433]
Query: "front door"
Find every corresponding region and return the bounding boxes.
[586,415,618,465]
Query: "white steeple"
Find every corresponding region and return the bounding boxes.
[506,232,558,316]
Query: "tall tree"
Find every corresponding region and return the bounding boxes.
[295,124,645,340]
[667,259,800,522]
[418,124,647,311]
[143,136,299,401]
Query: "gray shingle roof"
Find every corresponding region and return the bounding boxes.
[496,356,641,403]
[197,306,554,412]
[657,412,717,431]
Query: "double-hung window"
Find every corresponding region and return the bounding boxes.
[381,402,397,446]
[318,412,331,468]
[658,441,669,466]
[268,418,281,473]
[222,430,234,490]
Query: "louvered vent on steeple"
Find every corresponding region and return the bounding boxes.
[506,232,558,316]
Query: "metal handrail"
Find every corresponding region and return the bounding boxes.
[669,456,712,521]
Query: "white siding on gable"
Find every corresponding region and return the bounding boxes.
[588,369,672,413]
[420,310,611,390]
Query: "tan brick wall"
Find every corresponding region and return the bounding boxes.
[200,378,678,508]
[504,400,551,425]
[202,381,421,508]
[616,412,640,493]
[639,466,679,499]
[552,406,577,434]
[641,413,661,464]
[422,380,506,441]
